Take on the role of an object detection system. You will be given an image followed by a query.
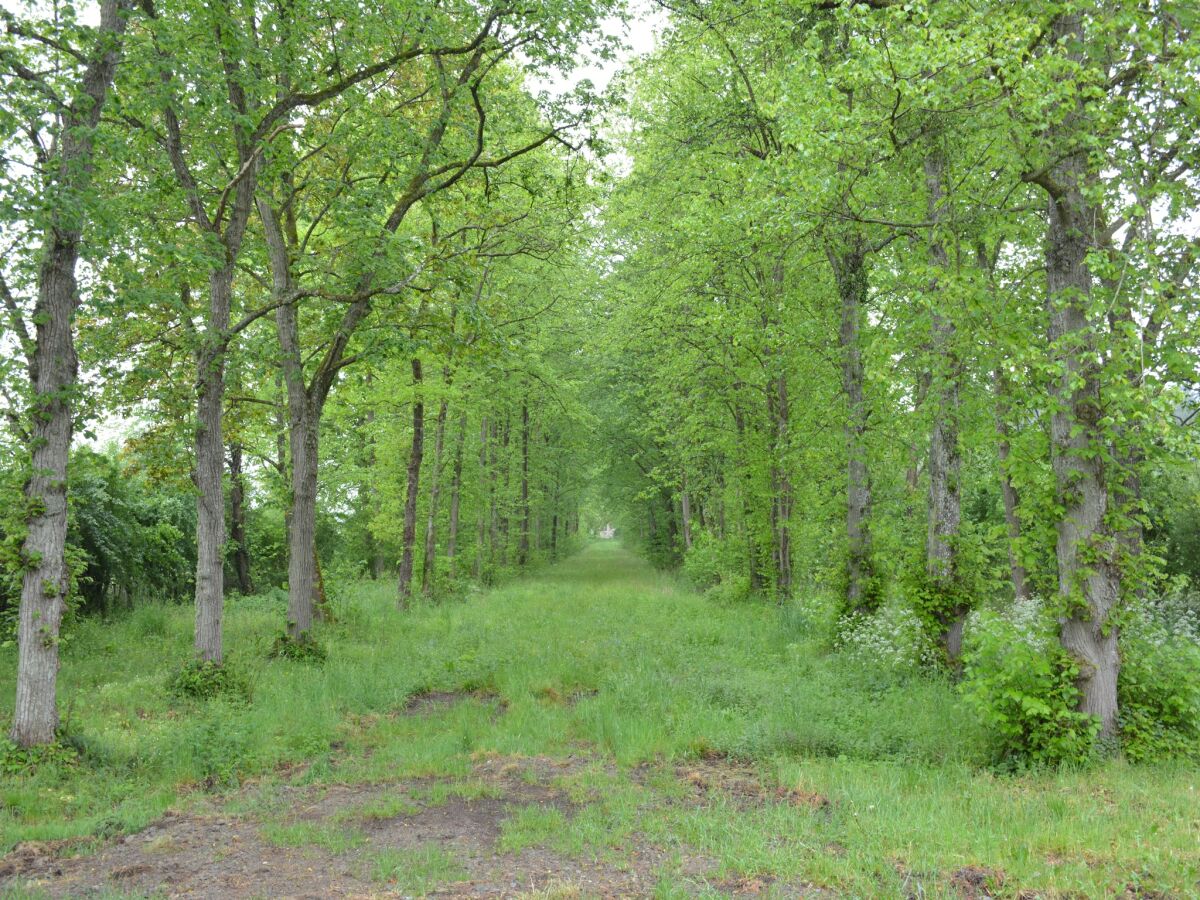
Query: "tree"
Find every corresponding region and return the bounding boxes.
[0,0,133,747]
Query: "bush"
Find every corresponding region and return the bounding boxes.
[186,702,253,789]
[0,737,78,777]
[1118,594,1200,762]
[705,574,751,605]
[961,599,1098,767]
[682,530,741,592]
[269,631,327,664]
[166,659,252,703]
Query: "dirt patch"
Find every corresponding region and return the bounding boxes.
[400,688,505,716]
[2,811,367,899]
[948,865,1005,898]
[0,755,710,898]
[711,874,819,897]
[532,686,598,707]
[0,839,87,880]
[674,759,768,808]
[661,758,833,818]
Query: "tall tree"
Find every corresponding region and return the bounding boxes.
[1,0,133,747]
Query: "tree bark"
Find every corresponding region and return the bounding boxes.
[447,412,467,578]
[680,471,693,552]
[421,396,450,596]
[398,358,425,603]
[923,152,965,658]
[229,443,254,595]
[475,415,489,579]
[1039,12,1121,740]
[993,368,1030,602]
[518,400,531,566]
[829,241,876,614]
[258,196,322,638]
[193,267,234,662]
[9,0,130,746]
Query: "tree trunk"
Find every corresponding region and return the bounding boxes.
[475,415,489,579]
[193,267,234,662]
[229,443,254,595]
[259,196,321,638]
[774,374,793,600]
[993,368,1031,602]
[421,397,450,596]
[680,471,693,552]
[1040,12,1120,740]
[923,152,965,658]
[10,0,130,747]
[13,244,80,747]
[518,400,531,566]
[285,410,320,636]
[830,242,876,614]
[447,412,467,578]
[398,358,425,603]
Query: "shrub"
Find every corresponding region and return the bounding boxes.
[166,659,252,703]
[705,574,752,605]
[1118,594,1200,762]
[682,530,741,592]
[269,631,328,664]
[0,737,78,777]
[961,599,1098,767]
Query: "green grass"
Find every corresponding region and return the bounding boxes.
[368,844,468,892]
[261,820,368,853]
[1,542,1198,896]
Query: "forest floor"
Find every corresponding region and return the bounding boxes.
[1,544,1198,898]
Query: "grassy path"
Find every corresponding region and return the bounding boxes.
[2,543,1198,897]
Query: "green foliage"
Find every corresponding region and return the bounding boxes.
[681,529,742,593]
[961,605,1099,767]
[0,737,78,777]
[166,660,252,704]
[1118,596,1200,762]
[186,703,253,789]
[269,631,327,664]
[67,448,194,614]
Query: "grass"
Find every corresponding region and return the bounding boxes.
[0,542,1197,896]
[369,844,468,891]
[261,820,368,853]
